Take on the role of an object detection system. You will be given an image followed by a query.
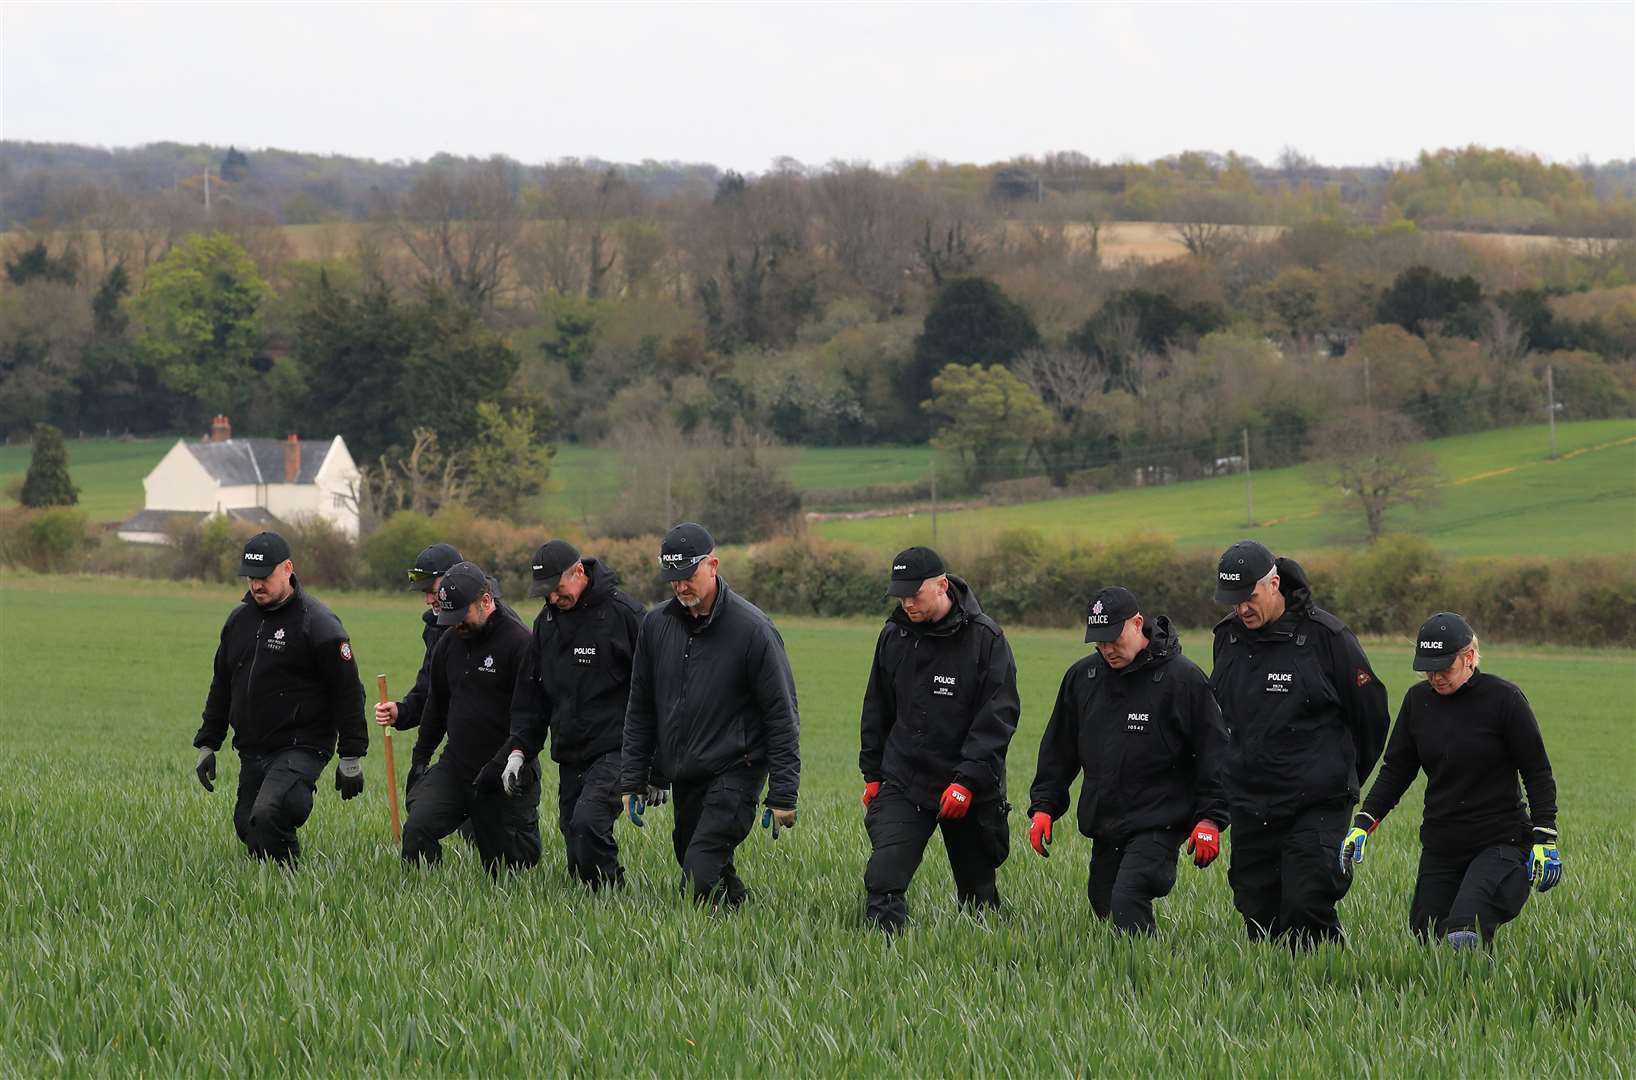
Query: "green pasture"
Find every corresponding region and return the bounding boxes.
[816,420,1636,558]
[1,573,1632,1075]
[0,435,173,522]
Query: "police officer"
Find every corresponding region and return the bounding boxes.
[1342,613,1561,948]
[859,546,1020,933]
[620,523,801,909]
[1210,540,1389,948]
[496,539,652,890]
[192,531,367,865]
[389,561,541,874]
[1027,586,1229,935]
[376,542,463,800]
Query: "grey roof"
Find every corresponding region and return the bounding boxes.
[120,506,287,535]
[186,438,330,486]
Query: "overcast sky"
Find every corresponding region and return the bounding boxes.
[3,1,1632,171]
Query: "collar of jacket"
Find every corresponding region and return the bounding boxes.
[240,575,303,613]
[578,558,614,609]
[420,607,438,631]
[1110,615,1181,676]
[664,576,734,631]
[888,573,983,638]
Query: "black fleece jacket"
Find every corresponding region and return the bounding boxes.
[619,578,800,808]
[506,558,645,767]
[1211,557,1389,820]
[1361,670,1558,858]
[195,578,367,759]
[403,606,530,784]
[1028,617,1229,841]
[859,575,1021,808]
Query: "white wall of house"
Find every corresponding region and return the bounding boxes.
[142,441,220,512]
[313,437,361,538]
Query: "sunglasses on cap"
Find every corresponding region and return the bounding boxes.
[407,568,439,584]
[661,553,709,572]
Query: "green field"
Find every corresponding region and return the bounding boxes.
[0,436,174,523]
[816,420,1636,558]
[3,573,1632,1074]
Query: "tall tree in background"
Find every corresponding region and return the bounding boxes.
[130,232,270,427]
[1315,408,1441,541]
[922,363,1053,485]
[20,423,80,507]
[908,277,1040,436]
[395,159,518,309]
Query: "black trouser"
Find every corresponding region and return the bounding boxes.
[406,760,475,846]
[1227,805,1353,948]
[863,781,1010,932]
[1087,827,1186,936]
[401,758,542,874]
[233,748,328,865]
[671,762,766,907]
[1409,844,1530,946]
[557,750,624,889]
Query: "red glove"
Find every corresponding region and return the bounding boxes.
[938,782,973,820]
[1029,811,1052,857]
[862,781,881,807]
[1187,819,1221,868]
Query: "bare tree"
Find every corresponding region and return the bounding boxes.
[914,215,984,286]
[1013,347,1107,417]
[813,164,917,315]
[1314,409,1441,541]
[394,159,518,308]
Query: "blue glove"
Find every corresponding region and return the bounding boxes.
[624,792,646,828]
[1528,829,1562,892]
[762,807,797,839]
[1339,812,1376,873]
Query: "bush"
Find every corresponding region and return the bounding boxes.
[362,511,443,591]
[29,508,88,572]
[168,515,255,583]
[283,514,358,590]
[742,537,883,617]
[585,534,668,606]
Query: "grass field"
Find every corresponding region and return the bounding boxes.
[0,435,174,523]
[2,573,1632,1075]
[816,420,1636,558]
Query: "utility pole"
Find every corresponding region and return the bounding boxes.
[1546,363,1558,459]
[929,452,939,543]
[203,167,211,215]
[1242,427,1254,527]
[1362,353,1374,444]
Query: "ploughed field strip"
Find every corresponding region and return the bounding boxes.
[0,575,1631,1074]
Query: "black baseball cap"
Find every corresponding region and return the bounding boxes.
[1215,539,1276,606]
[887,546,945,598]
[434,561,491,626]
[406,543,462,591]
[659,522,714,582]
[1084,586,1140,643]
[528,540,581,598]
[238,532,291,578]
[1413,612,1475,672]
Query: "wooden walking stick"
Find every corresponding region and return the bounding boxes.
[376,674,402,843]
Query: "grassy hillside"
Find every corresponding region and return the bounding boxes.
[815,420,1636,558]
[0,436,173,522]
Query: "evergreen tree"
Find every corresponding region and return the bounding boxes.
[20,423,79,507]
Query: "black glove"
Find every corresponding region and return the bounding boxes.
[406,758,430,797]
[195,747,216,793]
[335,757,364,800]
[474,758,505,795]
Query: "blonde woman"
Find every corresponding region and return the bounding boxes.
[1341,613,1562,948]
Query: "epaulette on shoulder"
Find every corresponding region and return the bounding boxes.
[1305,606,1348,634]
[303,598,347,644]
[610,589,645,617]
[972,613,1005,638]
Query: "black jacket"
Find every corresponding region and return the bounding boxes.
[1361,671,1558,858]
[194,578,367,759]
[619,578,800,808]
[859,575,1020,808]
[402,574,519,766]
[1028,617,1229,841]
[401,606,530,784]
[1210,557,1389,820]
[507,558,645,767]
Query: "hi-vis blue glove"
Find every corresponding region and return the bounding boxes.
[762,807,797,839]
[623,792,646,827]
[1528,829,1562,892]
[1339,812,1378,873]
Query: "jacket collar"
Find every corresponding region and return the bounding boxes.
[888,573,983,638]
[665,576,734,631]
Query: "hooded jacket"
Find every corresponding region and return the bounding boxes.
[1210,557,1389,820]
[1028,617,1229,841]
[194,577,367,759]
[506,558,645,767]
[406,602,530,784]
[859,575,1020,808]
[619,578,800,808]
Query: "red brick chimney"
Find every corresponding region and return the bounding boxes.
[284,434,300,483]
[210,415,231,442]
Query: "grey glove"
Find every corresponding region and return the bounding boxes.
[502,750,526,797]
[643,783,670,808]
[335,756,364,800]
[195,747,216,793]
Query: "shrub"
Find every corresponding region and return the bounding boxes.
[283,514,358,590]
[168,515,255,583]
[362,511,443,591]
[29,508,88,572]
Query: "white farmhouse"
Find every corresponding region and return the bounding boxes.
[118,415,361,544]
